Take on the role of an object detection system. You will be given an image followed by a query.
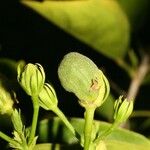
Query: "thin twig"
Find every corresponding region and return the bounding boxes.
[120,54,150,128]
[127,54,150,101]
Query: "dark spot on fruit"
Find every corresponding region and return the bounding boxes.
[90,78,100,91]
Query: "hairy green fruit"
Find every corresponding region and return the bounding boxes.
[58,52,109,108]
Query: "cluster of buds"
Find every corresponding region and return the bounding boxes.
[17,62,58,110]
[16,52,110,111]
[0,52,134,150]
[58,52,110,109]
[2,53,133,122]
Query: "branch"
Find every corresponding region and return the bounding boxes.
[127,54,150,101]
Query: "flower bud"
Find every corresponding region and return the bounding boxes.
[114,96,133,123]
[0,84,14,115]
[38,83,58,110]
[17,62,45,96]
[58,52,110,108]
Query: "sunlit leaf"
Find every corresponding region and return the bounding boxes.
[34,141,150,150]
[22,0,130,60]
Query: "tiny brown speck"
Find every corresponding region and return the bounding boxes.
[90,79,100,91]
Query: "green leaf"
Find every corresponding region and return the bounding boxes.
[34,141,149,150]
[106,140,150,150]
[22,0,130,60]
[37,117,150,150]
[34,143,82,150]
[118,0,150,31]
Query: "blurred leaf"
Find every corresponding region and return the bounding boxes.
[34,141,150,150]
[106,140,150,150]
[22,0,130,60]
[118,0,150,31]
[34,143,82,150]
[37,117,150,150]
[95,94,115,121]
[141,118,150,130]
[0,58,18,78]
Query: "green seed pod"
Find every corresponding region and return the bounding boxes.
[17,62,45,96]
[58,52,110,108]
[38,83,58,110]
[114,96,133,124]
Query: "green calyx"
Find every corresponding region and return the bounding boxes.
[10,109,38,150]
[11,109,23,134]
[17,62,45,96]
[58,52,110,108]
